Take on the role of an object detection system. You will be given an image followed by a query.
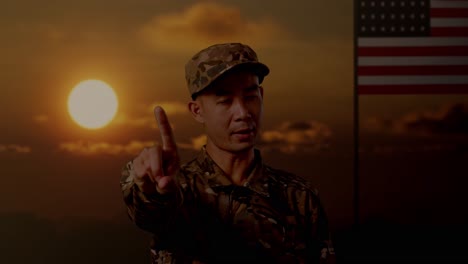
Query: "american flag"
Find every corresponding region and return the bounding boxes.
[356,0,468,94]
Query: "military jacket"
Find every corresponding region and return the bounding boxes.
[121,148,335,263]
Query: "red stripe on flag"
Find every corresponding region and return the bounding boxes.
[358,65,468,76]
[358,84,468,94]
[431,8,468,18]
[358,46,468,56]
[432,27,468,36]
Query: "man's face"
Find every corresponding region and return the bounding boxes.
[194,69,264,153]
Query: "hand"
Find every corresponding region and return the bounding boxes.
[132,106,180,195]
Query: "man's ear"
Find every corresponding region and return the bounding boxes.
[259,85,264,99]
[188,100,204,124]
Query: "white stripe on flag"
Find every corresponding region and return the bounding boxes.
[358,56,468,66]
[358,37,468,47]
[431,18,468,27]
[359,76,468,85]
[431,0,468,9]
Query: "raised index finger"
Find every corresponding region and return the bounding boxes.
[154,106,177,151]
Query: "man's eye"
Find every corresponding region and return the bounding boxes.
[217,98,231,104]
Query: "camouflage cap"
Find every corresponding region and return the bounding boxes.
[185,43,270,98]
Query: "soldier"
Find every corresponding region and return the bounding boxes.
[120,43,335,263]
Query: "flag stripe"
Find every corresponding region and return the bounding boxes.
[431,0,468,9]
[358,37,468,47]
[358,65,468,76]
[358,84,468,94]
[358,46,468,56]
[359,76,468,85]
[431,8,468,18]
[358,56,468,66]
[431,27,468,36]
[431,18,468,27]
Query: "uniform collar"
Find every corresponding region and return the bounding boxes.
[196,146,270,197]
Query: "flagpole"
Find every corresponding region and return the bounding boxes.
[353,0,360,228]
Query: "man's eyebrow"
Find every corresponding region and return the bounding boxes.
[245,85,260,92]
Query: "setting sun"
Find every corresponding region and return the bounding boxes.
[67,80,118,129]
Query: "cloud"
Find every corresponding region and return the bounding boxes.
[59,140,155,156]
[59,136,206,156]
[114,101,187,129]
[259,121,332,154]
[364,103,468,137]
[0,144,32,153]
[138,2,288,52]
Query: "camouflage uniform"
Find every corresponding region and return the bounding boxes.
[121,148,335,263]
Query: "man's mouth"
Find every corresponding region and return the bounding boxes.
[232,128,254,134]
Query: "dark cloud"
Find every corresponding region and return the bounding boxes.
[404,103,468,135]
[364,103,468,137]
[58,140,154,156]
[259,120,332,153]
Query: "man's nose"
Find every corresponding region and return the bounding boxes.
[232,98,251,121]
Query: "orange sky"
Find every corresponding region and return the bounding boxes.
[1,1,468,262]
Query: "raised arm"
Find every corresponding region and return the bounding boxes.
[120,106,182,234]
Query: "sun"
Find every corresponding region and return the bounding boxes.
[68,80,118,129]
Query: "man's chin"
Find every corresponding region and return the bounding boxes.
[228,141,256,153]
